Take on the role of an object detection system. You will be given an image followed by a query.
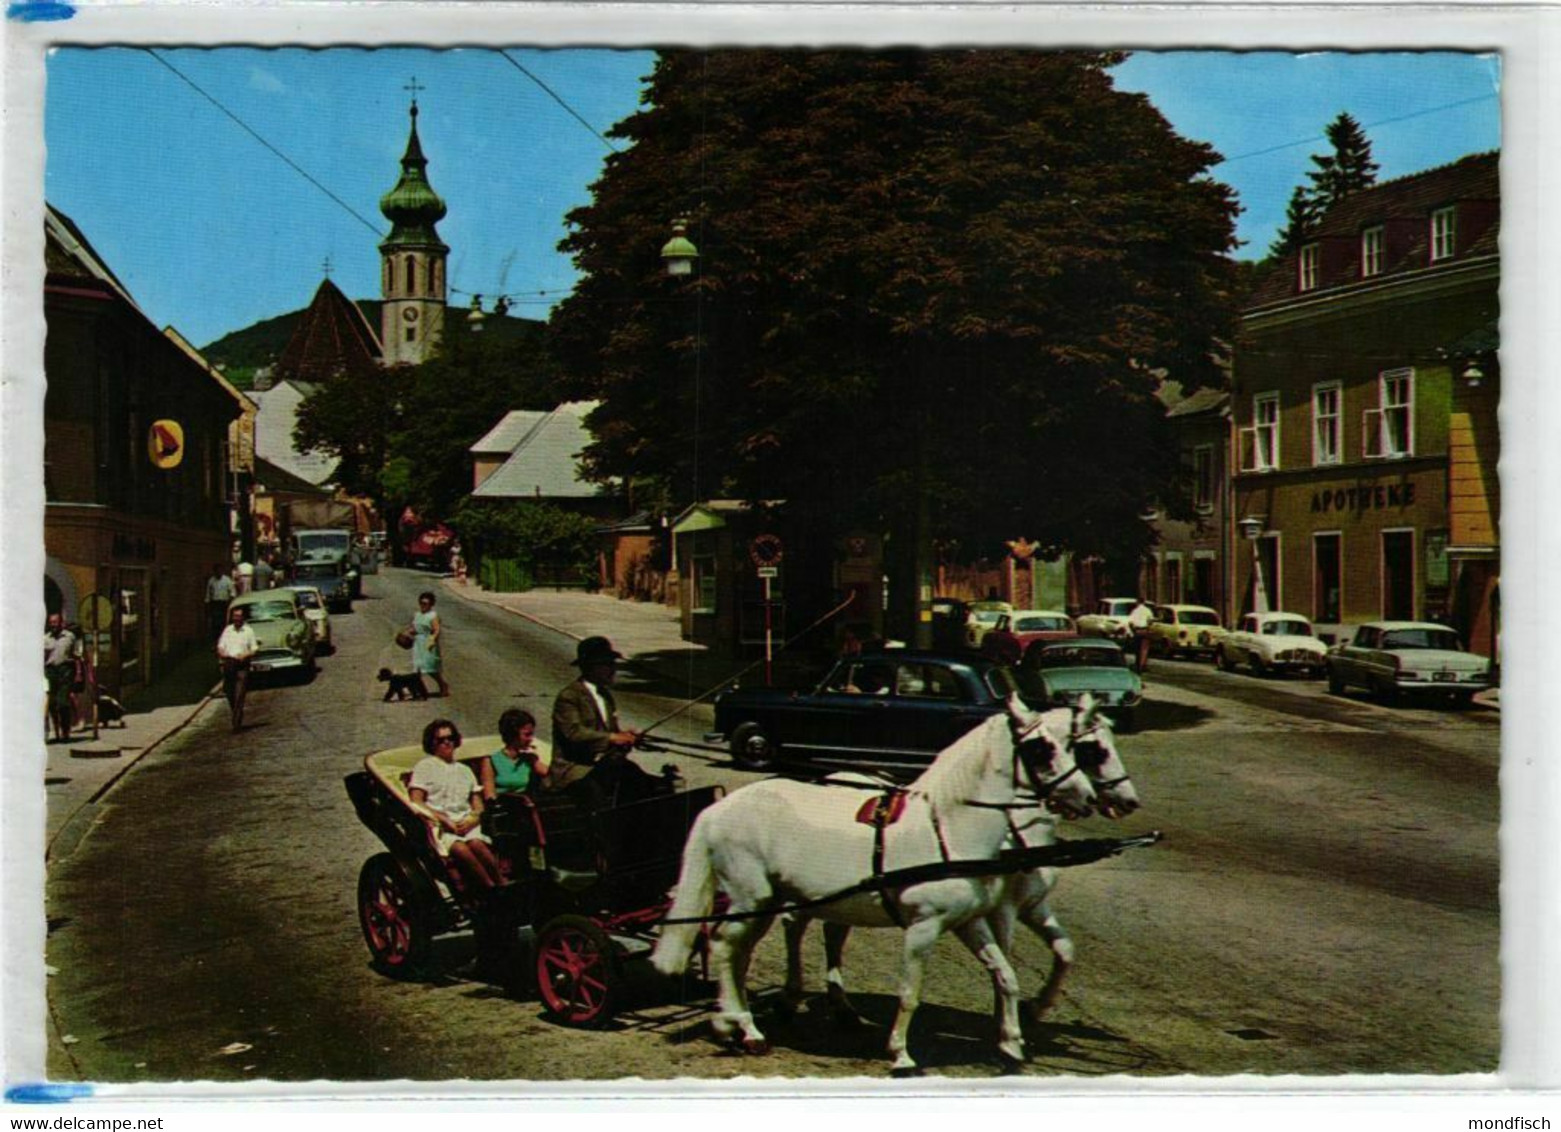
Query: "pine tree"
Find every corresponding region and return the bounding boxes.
[1306,112,1380,212]
[1269,184,1321,258]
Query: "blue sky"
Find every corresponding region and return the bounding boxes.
[44,47,1501,349]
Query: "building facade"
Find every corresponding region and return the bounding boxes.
[1233,151,1499,648]
[44,205,243,699]
[1147,387,1231,617]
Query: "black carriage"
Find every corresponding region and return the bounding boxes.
[344,737,723,1027]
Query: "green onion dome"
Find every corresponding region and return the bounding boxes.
[379,104,447,247]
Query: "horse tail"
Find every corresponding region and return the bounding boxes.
[652,810,718,975]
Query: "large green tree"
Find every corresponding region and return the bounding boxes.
[294,317,562,550]
[551,50,1239,593]
[1268,111,1379,258]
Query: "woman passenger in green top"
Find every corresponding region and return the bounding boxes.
[480,708,547,800]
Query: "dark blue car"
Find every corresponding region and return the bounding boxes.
[708,651,1021,773]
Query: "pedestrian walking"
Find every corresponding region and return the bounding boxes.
[253,554,275,591]
[1128,598,1155,674]
[44,612,78,743]
[205,562,235,638]
[216,605,258,731]
[234,558,255,595]
[410,591,450,698]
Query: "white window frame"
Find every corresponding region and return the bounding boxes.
[1430,207,1457,262]
[1298,243,1321,292]
[1363,368,1415,459]
[1193,443,1215,513]
[1312,381,1342,466]
[1361,226,1384,278]
[1240,392,1281,472]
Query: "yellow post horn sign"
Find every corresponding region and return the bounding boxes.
[148,420,184,469]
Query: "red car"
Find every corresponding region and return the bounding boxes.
[980,610,1078,664]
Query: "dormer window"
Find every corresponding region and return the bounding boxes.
[1361,226,1384,278]
[1431,207,1457,262]
[1298,243,1320,292]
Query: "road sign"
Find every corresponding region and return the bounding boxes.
[756,565,779,579]
[78,592,113,632]
[749,534,784,568]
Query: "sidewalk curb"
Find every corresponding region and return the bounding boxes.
[46,684,222,865]
[440,580,586,644]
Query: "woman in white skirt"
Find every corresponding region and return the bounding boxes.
[409,718,505,892]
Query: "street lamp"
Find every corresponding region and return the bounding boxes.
[1239,516,1269,615]
[661,219,699,276]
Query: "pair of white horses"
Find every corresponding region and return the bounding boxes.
[652,693,1140,1075]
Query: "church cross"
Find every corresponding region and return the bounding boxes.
[321,255,333,279]
[404,76,426,106]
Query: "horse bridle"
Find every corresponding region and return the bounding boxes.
[1070,718,1133,793]
[1009,716,1086,804]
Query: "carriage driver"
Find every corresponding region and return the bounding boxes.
[548,636,659,808]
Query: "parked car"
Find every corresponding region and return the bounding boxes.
[1325,621,1492,706]
[291,559,354,613]
[282,584,333,655]
[1076,597,1139,642]
[981,610,1078,664]
[708,651,1024,774]
[1147,604,1227,658]
[964,601,1014,649]
[1016,640,1142,731]
[227,590,316,681]
[1216,611,1327,677]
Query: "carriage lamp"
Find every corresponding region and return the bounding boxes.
[661,219,699,276]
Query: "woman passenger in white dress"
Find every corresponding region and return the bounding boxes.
[408,718,505,892]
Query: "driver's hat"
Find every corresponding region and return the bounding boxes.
[573,636,625,667]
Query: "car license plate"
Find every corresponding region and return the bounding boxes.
[1436,670,1456,682]
[251,662,271,672]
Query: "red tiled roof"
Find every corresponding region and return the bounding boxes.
[1247,150,1499,309]
[275,278,384,383]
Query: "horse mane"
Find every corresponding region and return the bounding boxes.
[910,711,1056,811]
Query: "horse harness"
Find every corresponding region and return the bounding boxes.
[856,788,949,928]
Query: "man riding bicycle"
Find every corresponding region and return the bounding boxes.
[216,605,259,731]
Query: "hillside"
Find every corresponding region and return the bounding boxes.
[201,301,546,389]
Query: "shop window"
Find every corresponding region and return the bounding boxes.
[1363,368,1415,459]
[1312,382,1341,465]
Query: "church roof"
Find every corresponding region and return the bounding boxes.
[470,401,606,500]
[274,278,383,384]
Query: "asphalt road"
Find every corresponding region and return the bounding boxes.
[45,572,1500,1083]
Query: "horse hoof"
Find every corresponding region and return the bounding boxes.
[889,1065,925,1079]
[740,1038,771,1056]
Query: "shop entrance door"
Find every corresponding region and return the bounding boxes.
[1382,530,1415,620]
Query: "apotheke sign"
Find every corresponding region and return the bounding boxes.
[1310,482,1417,515]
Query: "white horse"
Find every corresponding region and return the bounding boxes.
[651,696,1098,1076]
[781,696,1140,1036]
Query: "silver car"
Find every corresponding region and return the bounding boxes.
[1326,621,1491,707]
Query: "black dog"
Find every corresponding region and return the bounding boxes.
[96,694,127,727]
[377,668,429,702]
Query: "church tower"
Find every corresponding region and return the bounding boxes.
[379,85,448,366]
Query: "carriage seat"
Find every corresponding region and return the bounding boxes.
[364,735,506,813]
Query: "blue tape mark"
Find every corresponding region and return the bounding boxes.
[5,1083,95,1103]
[6,1,76,20]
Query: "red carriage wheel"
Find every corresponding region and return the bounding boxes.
[536,915,619,1027]
[357,853,434,976]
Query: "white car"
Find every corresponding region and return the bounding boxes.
[1076,597,1139,642]
[1216,611,1328,677]
[1325,621,1492,707]
[282,584,333,654]
[964,601,1014,649]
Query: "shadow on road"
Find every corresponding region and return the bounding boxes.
[1132,701,1215,733]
